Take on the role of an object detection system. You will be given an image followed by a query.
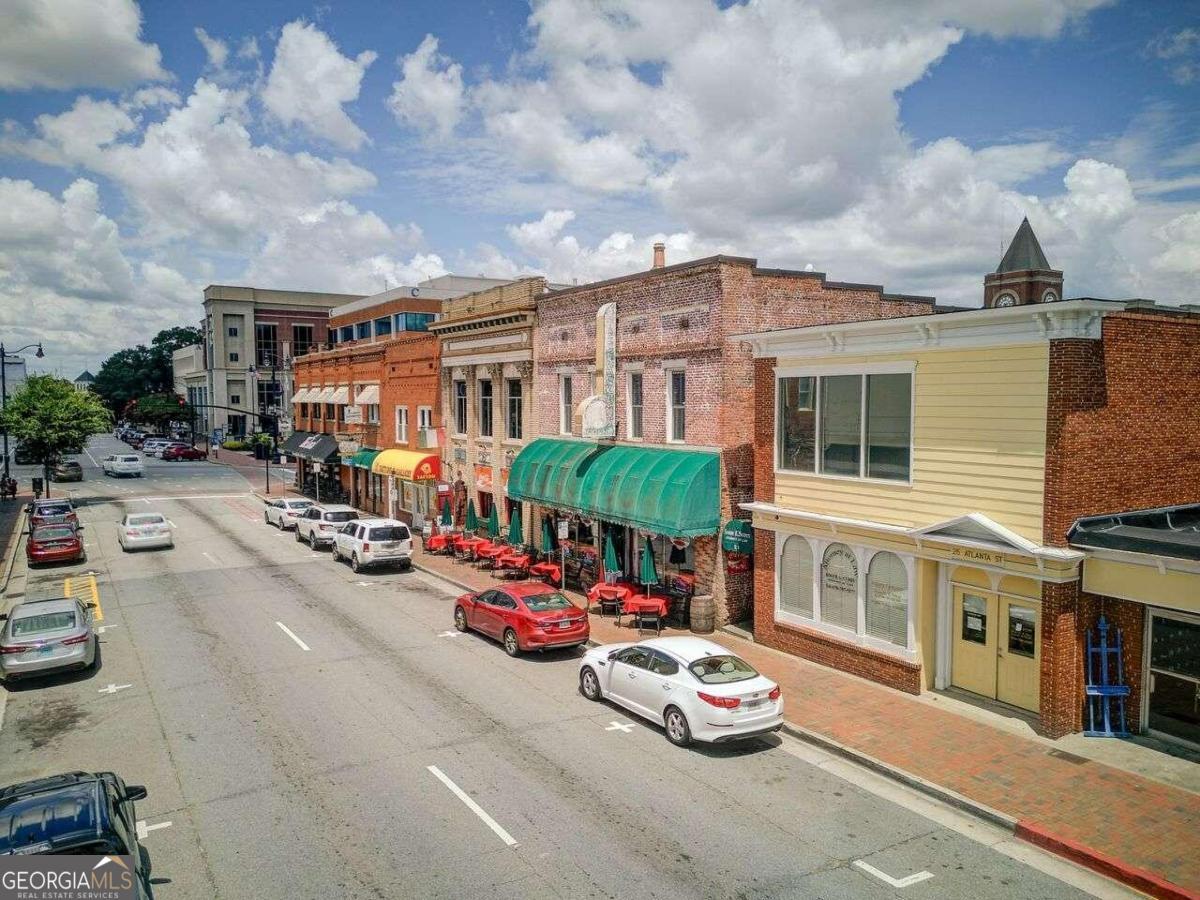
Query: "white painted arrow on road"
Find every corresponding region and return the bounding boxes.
[97,684,132,695]
[853,860,934,888]
[136,820,172,839]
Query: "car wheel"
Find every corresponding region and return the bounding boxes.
[264,511,270,524]
[350,554,361,573]
[580,666,602,701]
[401,559,412,571]
[331,544,341,562]
[664,706,692,747]
[503,628,520,657]
[454,606,468,632]
[294,528,303,543]
[307,531,315,548]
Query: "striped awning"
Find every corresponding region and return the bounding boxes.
[330,386,350,404]
[311,386,336,403]
[354,384,380,405]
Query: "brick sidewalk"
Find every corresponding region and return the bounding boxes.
[0,492,30,593]
[410,543,1200,899]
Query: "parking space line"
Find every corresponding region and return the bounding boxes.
[852,860,934,888]
[427,765,518,847]
[275,621,311,652]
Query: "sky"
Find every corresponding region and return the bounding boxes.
[0,0,1197,379]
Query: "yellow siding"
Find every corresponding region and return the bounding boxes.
[1083,559,1200,614]
[775,344,1048,543]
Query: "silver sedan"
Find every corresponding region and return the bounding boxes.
[0,598,98,683]
[118,512,174,551]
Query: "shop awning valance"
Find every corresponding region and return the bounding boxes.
[312,386,336,403]
[349,448,381,469]
[282,431,340,462]
[372,449,440,480]
[354,384,380,405]
[507,438,720,537]
[290,387,313,404]
[330,386,350,404]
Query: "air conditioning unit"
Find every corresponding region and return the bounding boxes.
[416,428,439,449]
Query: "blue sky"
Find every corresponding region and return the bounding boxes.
[0,0,1197,377]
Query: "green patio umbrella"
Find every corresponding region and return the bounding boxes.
[465,498,478,532]
[540,518,555,555]
[507,506,525,548]
[603,532,620,581]
[486,503,500,539]
[639,537,659,597]
[440,498,452,527]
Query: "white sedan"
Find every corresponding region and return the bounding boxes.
[579,636,783,747]
[263,497,315,529]
[118,512,174,552]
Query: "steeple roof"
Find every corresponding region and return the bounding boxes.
[996,217,1051,273]
[74,370,95,383]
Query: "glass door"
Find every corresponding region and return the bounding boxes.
[1149,612,1200,746]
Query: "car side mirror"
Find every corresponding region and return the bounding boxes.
[608,649,622,660]
[86,601,98,609]
[0,614,7,621]
[123,785,148,802]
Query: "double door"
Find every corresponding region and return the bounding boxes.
[951,586,1041,712]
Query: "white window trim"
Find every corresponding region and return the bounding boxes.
[478,378,494,438]
[626,370,644,441]
[395,406,409,443]
[417,405,434,431]
[665,365,686,444]
[559,374,573,435]
[452,380,468,438]
[772,531,918,662]
[773,366,915,485]
[505,378,523,441]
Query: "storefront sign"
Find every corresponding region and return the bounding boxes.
[343,406,363,425]
[949,546,1005,565]
[475,464,493,492]
[670,536,690,550]
[557,519,569,540]
[721,520,754,554]
[499,468,510,494]
[579,302,617,439]
[437,481,451,497]
[726,552,751,574]
[337,439,360,455]
[822,545,859,597]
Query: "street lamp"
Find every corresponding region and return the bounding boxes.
[1,342,45,481]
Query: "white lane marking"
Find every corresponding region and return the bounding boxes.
[114,493,252,503]
[97,683,132,695]
[427,765,518,847]
[95,625,119,634]
[202,552,219,565]
[605,721,635,733]
[135,820,173,839]
[438,631,461,638]
[355,581,371,587]
[275,621,311,652]
[852,861,934,888]
[167,519,176,528]
[84,447,100,467]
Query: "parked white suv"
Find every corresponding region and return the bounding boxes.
[264,497,315,529]
[331,518,413,572]
[295,504,359,548]
[101,454,145,477]
[142,439,170,457]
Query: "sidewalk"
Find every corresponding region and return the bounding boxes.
[207,447,295,495]
[410,544,1200,900]
[0,491,30,597]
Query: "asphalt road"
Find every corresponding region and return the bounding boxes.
[0,436,1130,899]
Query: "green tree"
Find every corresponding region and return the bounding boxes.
[93,325,203,414]
[126,392,192,428]
[0,375,111,492]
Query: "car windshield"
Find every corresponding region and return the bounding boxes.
[12,611,76,635]
[324,512,357,522]
[521,591,574,612]
[33,527,75,541]
[688,654,758,685]
[36,504,71,516]
[368,526,407,540]
[119,457,140,462]
[286,501,314,510]
[128,515,165,526]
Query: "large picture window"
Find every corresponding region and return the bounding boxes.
[866,552,908,646]
[776,371,912,482]
[506,379,523,440]
[560,375,572,435]
[479,379,493,437]
[453,380,467,435]
[628,372,644,439]
[779,536,813,617]
[820,543,859,632]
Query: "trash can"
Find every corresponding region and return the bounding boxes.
[253,443,267,460]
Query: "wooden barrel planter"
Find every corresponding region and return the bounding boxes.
[690,594,716,634]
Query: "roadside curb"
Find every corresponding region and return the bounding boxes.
[0,500,29,600]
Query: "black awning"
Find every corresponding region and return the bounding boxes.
[278,431,313,454]
[1068,503,1200,561]
[285,432,340,463]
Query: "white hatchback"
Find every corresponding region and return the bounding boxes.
[264,497,315,529]
[102,454,145,477]
[579,636,783,747]
[118,512,173,551]
[331,518,413,572]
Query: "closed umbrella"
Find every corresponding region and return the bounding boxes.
[603,533,620,583]
[465,499,478,532]
[541,518,555,556]
[486,503,500,539]
[440,499,452,527]
[507,506,524,547]
[639,537,659,597]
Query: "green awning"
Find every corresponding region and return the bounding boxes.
[349,448,380,469]
[507,438,720,537]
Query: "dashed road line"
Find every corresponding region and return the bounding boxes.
[136,820,173,839]
[275,621,311,652]
[852,860,934,888]
[97,683,132,695]
[427,765,518,847]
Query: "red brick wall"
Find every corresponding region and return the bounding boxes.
[1079,591,1145,730]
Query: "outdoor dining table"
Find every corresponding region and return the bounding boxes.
[587,582,633,620]
[456,536,488,558]
[529,561,561,585]
[495,552,531,577]
[622,593,671,634]
[476,544,508,567]
[425,533,453,553]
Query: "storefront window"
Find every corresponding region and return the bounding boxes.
[866,552,908,646]
[779,536,813,618]
[821,543,858,631]
[777,376,815,471]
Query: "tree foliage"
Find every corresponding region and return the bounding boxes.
[0,375,111,471]
[93,325,203,413]
[126,392,192,427]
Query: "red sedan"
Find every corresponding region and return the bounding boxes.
[453,583,589,656]
[27,524,85,567]
[161,444,207,461]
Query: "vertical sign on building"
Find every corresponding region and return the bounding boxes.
[579,302,617,439]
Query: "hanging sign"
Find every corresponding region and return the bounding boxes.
[726,552,751,575]
[557,519,569,540]
[721,519,754,554]
[343,406,363,425]
[670,537,690,550]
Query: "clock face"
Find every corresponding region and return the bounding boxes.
[994,294,1017,308]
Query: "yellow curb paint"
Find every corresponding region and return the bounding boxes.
[62,575,102,622]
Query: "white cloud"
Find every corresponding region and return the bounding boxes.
[1146,27,1199,85]
[1151,211,1200,276]
[195,27,229,70]
[0,0,166,90]
[387,35,465,140]
[262,21,376,150]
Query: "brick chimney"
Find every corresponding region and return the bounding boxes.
[652,242,666,269]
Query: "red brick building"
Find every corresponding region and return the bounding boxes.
[508,249,932,627]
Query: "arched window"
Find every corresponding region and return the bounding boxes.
[866,552,908,647]
[779,536,813,618]
[821,543,858,631]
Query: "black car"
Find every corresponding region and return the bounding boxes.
[12,444,37,465]
[52,460,84,482]
[0,772,155,897]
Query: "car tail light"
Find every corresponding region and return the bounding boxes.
[62,634,89,646]
[362,543,370,552]
[0,645,27,655]
[319,524,331,531]
[126,530,138,537]
[768,686,781,701]
[697,692,741,709]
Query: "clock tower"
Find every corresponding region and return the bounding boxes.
[983,217,1063,308]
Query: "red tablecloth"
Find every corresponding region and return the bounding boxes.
[496,552,531,570]
[478,545,507,561]
[426,533,451,552]
[529,562,561,583]
[587,583,633,605]
[622,594,670,617]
